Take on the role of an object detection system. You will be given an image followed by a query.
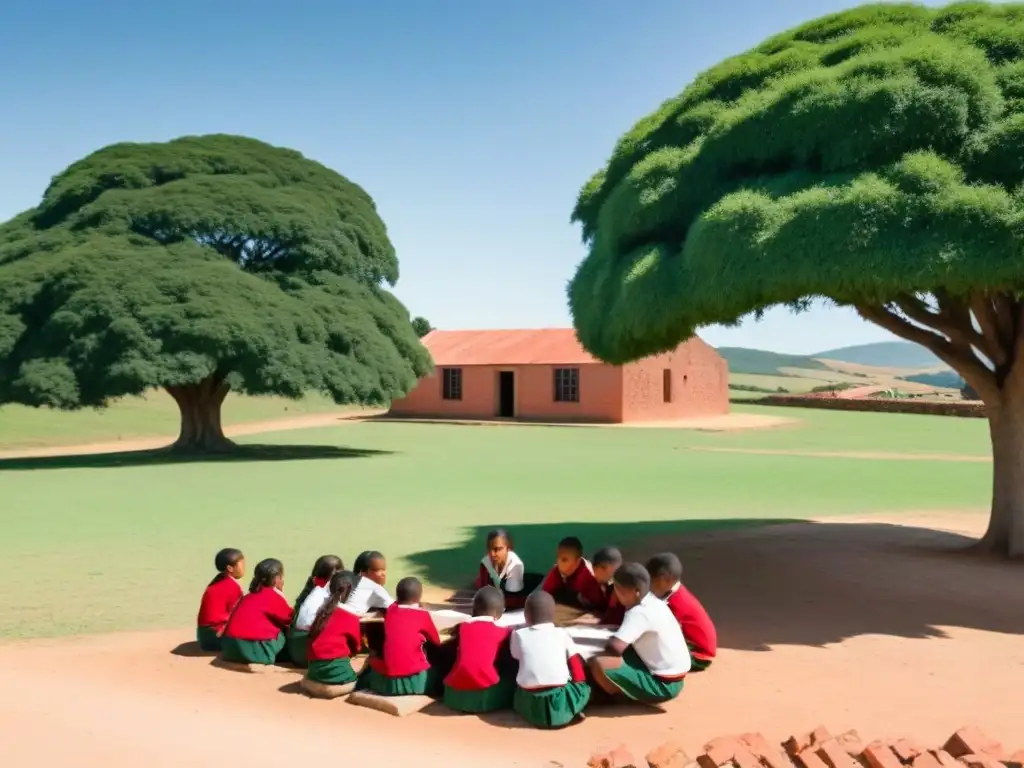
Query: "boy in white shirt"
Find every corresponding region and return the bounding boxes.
[509,591,590,728]
[587,562,690,705]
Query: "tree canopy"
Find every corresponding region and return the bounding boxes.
[411,316,433,338]
[0,134,431,449]
[568,2,1024,555]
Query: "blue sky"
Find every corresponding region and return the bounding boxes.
[1,0,944,354]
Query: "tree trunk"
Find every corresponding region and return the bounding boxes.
[166,376,234,453]
[979,386,1024,557]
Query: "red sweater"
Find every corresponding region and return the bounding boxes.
[601,589,625,626]
[667,583,717,659]
[223,588,294,641]
[370,603,441,678]
[197,577,243,632]
[444,618,512,691]
[540,561,604,607]
[308,606,361,662]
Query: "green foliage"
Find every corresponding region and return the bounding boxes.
[569,2,1024,363]
[411,316,433,338]
[716,346,828,374]
[0,135,432,408]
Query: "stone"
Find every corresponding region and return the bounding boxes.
[346,691,433,717]
[298,677,356,699]
[588,744,637,767]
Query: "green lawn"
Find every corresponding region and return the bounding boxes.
[0,405,993,640]
[0,391,354,451]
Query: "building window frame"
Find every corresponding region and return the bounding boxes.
[553,367,580,403]
[441,367,463,401]
[663,369,672,403]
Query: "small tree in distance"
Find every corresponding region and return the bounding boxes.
[0,135,432,452]
[568,4,1024,555]
[411,317,433,338]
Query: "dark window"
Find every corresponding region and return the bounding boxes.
[663,369,672,403]
[441,367,462,400]
[554,368,580,403]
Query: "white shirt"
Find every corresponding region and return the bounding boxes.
[613,593,690,677]
[294,585,330,631]
[481,550,525,592]
[509,623,580,688]
[344,577,394,615]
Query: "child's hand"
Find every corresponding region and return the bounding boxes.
[577,593,592,608]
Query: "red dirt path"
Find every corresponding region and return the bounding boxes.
[2,511,1022,767]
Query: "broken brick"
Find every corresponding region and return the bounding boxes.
[817,739,856,768]
[909,753,941,768]
[944,729,1004,761]
[958,756,1002,768]
[704,737,743,766]
[929,751,958,768]
[836,731,865,759]
[740,733,791,768]
[785,734,814,758]
[864,743,903,768]
[646,741,690,768]
[810,728,833,747]
[797,750,831,768]
[588,744,637,768]
[892,739,926,764]
[733,750,763,768]
[1005,750,1024,768]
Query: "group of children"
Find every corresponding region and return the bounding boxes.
[196,529,717,729]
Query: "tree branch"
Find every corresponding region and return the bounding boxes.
[895,293,994,362]
[856,303,998,401]
[969,293,1009,368]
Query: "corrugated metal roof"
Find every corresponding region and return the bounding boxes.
[421,329,601,366]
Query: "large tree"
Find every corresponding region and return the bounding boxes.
[0,134,432,451]
[568,3,1024,555]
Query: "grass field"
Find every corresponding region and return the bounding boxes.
[0,403,993,640]
[0,391,352,451]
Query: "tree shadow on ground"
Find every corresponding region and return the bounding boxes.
[0,443,393,471]
[405,518,1024,651]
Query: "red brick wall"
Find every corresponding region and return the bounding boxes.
[620,338,729,421]
[387,363,623,422]
[748,395,986,418]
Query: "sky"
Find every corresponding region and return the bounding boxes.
[0,0,946,354]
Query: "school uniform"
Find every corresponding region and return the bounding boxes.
[196,576,243,651]
[665,582,717,671]
[221,587,294,665]
[306,604,362,685]
[605,593,690,704]
[600,586,626,626]
[540,559,604,608]
[442,616,515,713]
[509,623,590,728]
[361,603,442,696]
[344,577,394,615]
[288,578,331,668]
[474,551,531,609]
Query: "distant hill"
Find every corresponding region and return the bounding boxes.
[716,347,828,375]
[901,370,963,389]
[813,341,944,369]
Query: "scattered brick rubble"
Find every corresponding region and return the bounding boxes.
[584,726,1024,768]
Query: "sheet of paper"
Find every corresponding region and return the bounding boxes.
[429,609,472,632]
[496,609,526,628]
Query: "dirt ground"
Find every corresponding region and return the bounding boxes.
[2,511,1022,767]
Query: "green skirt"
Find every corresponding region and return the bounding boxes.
[443,677,515,713]
[220,633,289,665]
[513,682,590,729]
[362,666,438,697]
[307,657,357,685]
[603,648,684,704]
[287,630,310,668]
[196,625,222,652]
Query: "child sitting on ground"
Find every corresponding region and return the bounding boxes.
[646,552,717,671]
[345,550,394,615]
[362,576,443,696]
[196,548,246,651]
[589,546,625,626]
[540,536,603,609]
[443,586,516,713]
[305,571,361,686]
[221,558,294,665]
[587,563,689,705]
[289,554,344,667]
[473,529,533,609]
[509,591,590,729]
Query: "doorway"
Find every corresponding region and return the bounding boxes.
[497,371,515,418]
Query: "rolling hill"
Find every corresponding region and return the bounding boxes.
[715,347,828,375]
[813,341,944,369]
